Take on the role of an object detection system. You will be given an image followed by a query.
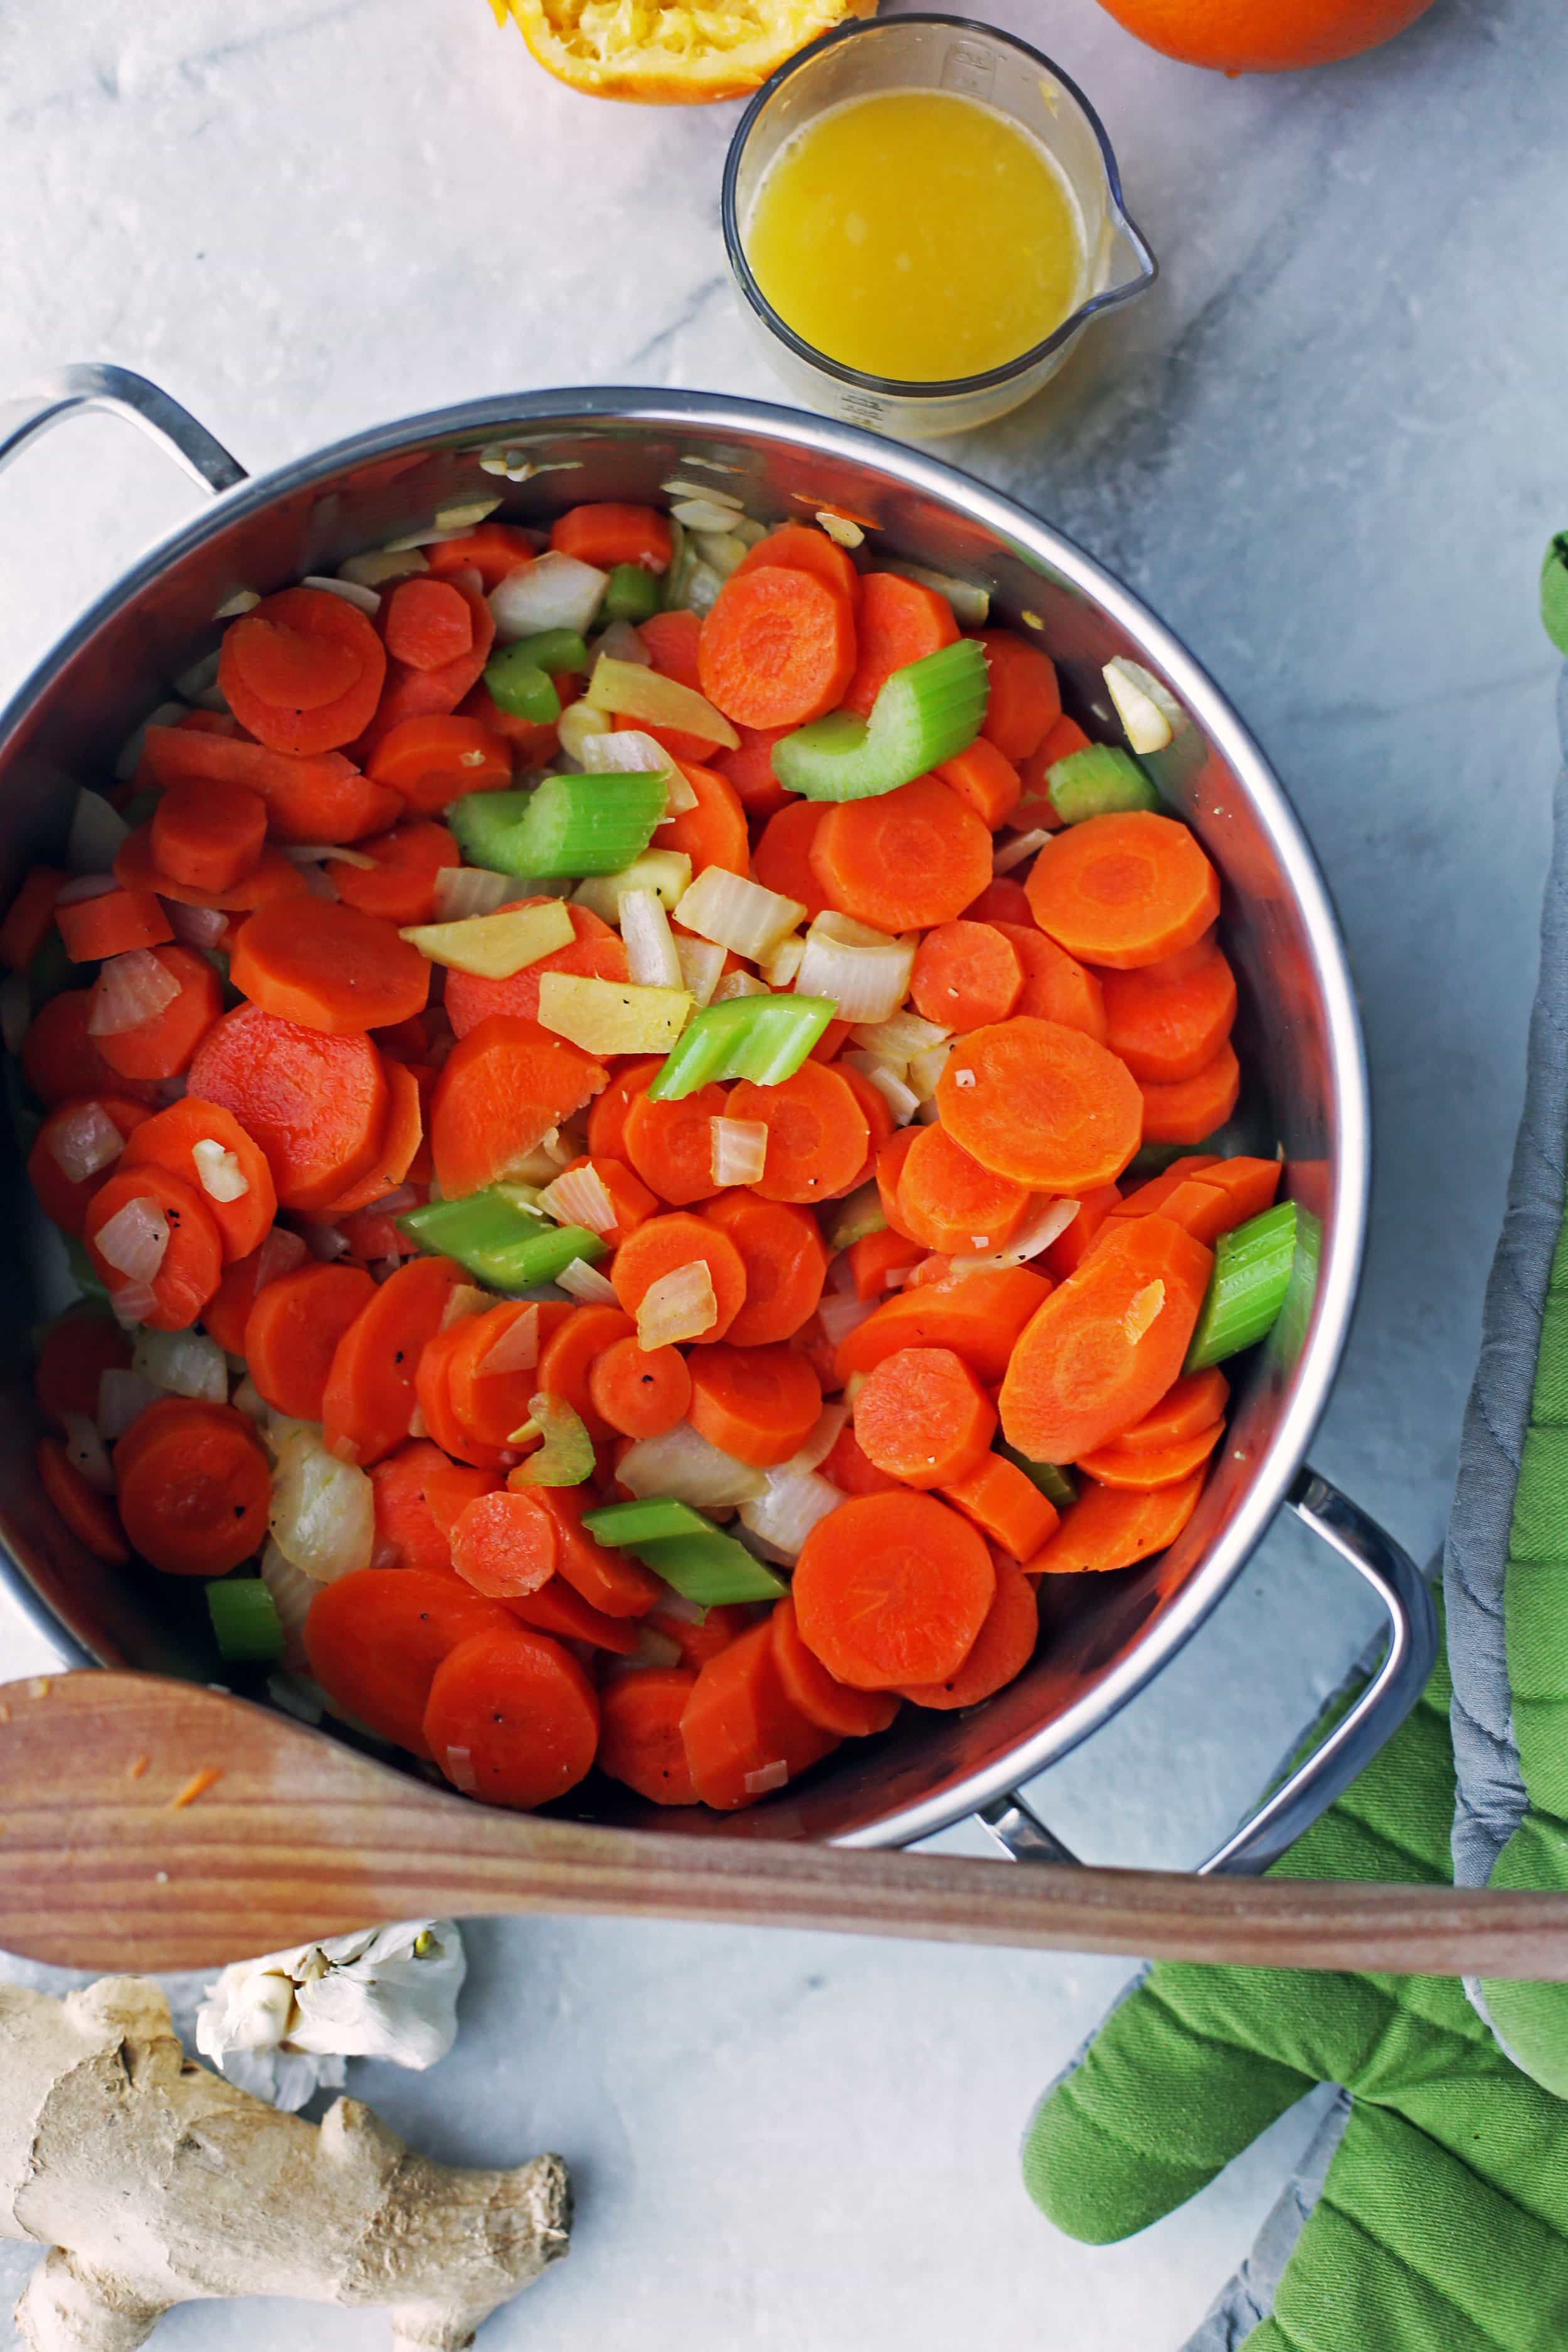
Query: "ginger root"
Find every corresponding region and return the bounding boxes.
[0,1976,569,2350]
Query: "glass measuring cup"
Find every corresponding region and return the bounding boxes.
[722,14,1158,439]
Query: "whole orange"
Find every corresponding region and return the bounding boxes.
[1092,0,1436,70]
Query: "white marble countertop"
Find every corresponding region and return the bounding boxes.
[1,0,1565,2342]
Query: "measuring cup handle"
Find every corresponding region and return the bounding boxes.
[0,366,246,497]
[978,1466,1437,1879]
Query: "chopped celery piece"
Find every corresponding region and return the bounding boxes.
[449,773,665,879]
[206,1576,285,1664]
[1543,532,1568,657]
[771,639,988,802]
[584,1498,785,1603]
[1185,1201,1298,1371]
[492,627,588,680]
[601,564,661,625]
[507,1395,594,1488]
[483,646,561,726]
[573,849,692,922]
[999,1444,1076,1511]
[1047,744,1160,824]
[399,1190,604,1291]
[645,992,835,1102]
[64,1234,109,1301]
[827,1180,887,1250]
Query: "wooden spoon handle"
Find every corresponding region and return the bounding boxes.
[4,1673,1567,1979]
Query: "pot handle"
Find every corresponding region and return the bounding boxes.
[0,365,246,496]
[977,1466,1438,1879]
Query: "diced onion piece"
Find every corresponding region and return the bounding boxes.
[231,1373,270,1425]
[1104,658,1183,755]
[573,850,692,923]
[283,842,378,869]
[739,1468,844,1559]
[478,1305,539,1376]
[692,531,751,581]
[338,546,428,588]
[712,970,767,1003]
[258,1538,318,1669]
[944,1196,1081,1278]
[797,913,915,1025]
[96,1366,161,1441]
[743,1757,790,1797]
[490,551,608,641]
[56,872,119,906]
[213,589,260,620]
[850,1009,950,1065]
[115,701,186,783]
[109,1281,159,1330]
[173,650,222,705]
[537,972,691,1056]
[556,1257,620,1305]
[667,497,745,534]
[67,790,130,876]
[300,1222,351,1261]
[166,901,230,949]
[593,618,650,667]
[992,827,1052,876]
[627,1623,686,1670]
[906,1040,952,1104]
[815,509,864,549]
[439,1283,492,1331]
[269,1426,375,1584]
[660,476,744,508]
[676,865,805,960]
[581,729,692,814]
[556,699,613,766]
[620,889,684,992]
[300,573,381,616]
[538,1163,617,1237]
[132,1325,228,1404]
[617,1421,766,1508]
[585,658,739,751]
[710,1116,768,1187]
[61,1411,115,1495]
[257,1227,309,1291]
[760,934,805,990]
[881,559,990,629]
[432,866,524,923]
[674,934,726,1008]
[437,496,502,531]
[817,1291,878,1345]
[47,1101,126,1185]
[787,1399,850,1474]
[400,899,575,979]
[192,1136,250,1204]
[88,950,181,1037]
[1123,1279,1167,1345]
[94,1195,169,1283]
[1,973,29,1057]
[636,1261,718,1351]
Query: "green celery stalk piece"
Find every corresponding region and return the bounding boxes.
[1542,532,1568,657]
[483,646,562,726]
[1185,1200,1299,1372]
[998,1444,1077,1512]
[645,993,837,1102]
[206,1576,285,1665]
[771,639,989,802]
[1047,744,1160,824]
[637,1529,787,1606]
[448,773,666,878]
[601,564,661,625]
[827,1180,887,1250]
[583,1497,716,1547]
[399,1191,604,1291]
[508,1396,595,1488]
[494,627,588,679]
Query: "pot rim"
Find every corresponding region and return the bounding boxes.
[0,386,1369,1846]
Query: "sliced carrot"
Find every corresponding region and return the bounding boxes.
[821,1422,901,1495]
[459,678,561,766]
[26,1095,152,1236]
[507,1574,642,1656]
[425,522,536,588]
[660,759,751,879]
[552,502,672,572]
[698,566,857,731]
[833,1058,895,1190]
[997,1213,1214,1463]
[810,776,992,935]
[149,779,267,897]
[202,1247,267,1356]
[139,726,401,849]
[423,1456,504,1541]
[679,1619,839,1809]
[874,1127,921,1243]
[735,522,861,608]
[36,1435,129,1565]
[974,630,1062,761]
[687,1343,822,1467]
[358,580,496,755]
[852,1345,996,1488]
[726,1063,869,1205]
[896,1122,1032,1258]
[528,1486,662,1618]
[841,575,957,720]
[1101,945,1237,1083]
[1026,812,1221,970]
[771,1596,898,1737]
[443,899,627,1036]
[793,1489,994,1690]
[963,876,1033,926]
[700,1190,827,1347]
[1138,1042,1241,1145]
[231,898,430,1036]
[936,1017,1142,1192]
[845,1226,926,1300]
[1024,1470,1207,1574]
[597,1667,701,1805]
[220,585,387,756]
[1110,1153,1221,1219]
[309,1059,425,1221]
[304,1568,514,1759]
[36,1308,130,1429]
[56,887,173,964]
[429,1015,605,1200]
[609,1211,748,1345]
[1138,1155,1281,1244]
[586,1054,664,1162]
[752,799,832,918]
[834,1265,1052,1387]
[638,608,704,686]
[1016,713,1092,829]
[1077,1420,1225,1490]
[644,1599,752,1670]
[0,869,65,972]
[114,1399,270,1574]
[448,1488,559,1599]
[320,1252,466,1465]
[992,922,1106,1041]
[328,820,460,926]
[559,1154,657,1243]
[83,1164,224,1331]
[708,724,790,820]
[910,920,1024,1032]
[898,1557,1039,1708]
[445,1300,573,1453]
[371,1439,464,1574]
[90,944,221,1083]
[115,822,309,913]
[416,1321,509,1471]
[366,714,513,816]
[537,1303,637,1439]
[1113,1367,1229,1452]
[935,738,1022,830]
[1042,1183,1121,1281]
[120,1096,278,1261]
[622,1080,730,1207]
[808,1016,854,1066]
[940,1454,1060,1559]
[383,577,475,671]
[244,1263,375,1421]
[588,1335,692,1439]
[188,1003,391,1213]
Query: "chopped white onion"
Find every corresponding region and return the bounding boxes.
[337,546,428,589]
[712,970,767,1003]
[711,1117,768,1188]
[109,1280,159,1331]
[166,900,230,949]
[61,1411,115,1495]
[173,650,222,705]
[192,1136,250,1204]
[667,497,747,535]
[881,560,990,629]
[301,573,381,616]
[490,551,607,641]
[581,731,694,816]
[906,1040,952,1104]
[0,973,29,1058]
[439,1283,491,1331]
[623,1624,686,1671]
[257,1227,309,1291]
[132,1325,228,1405]
[814,509,864,549]
[797,913,915,1025]
[556,699,614,766]
[817,1291,877,1346]
[692,531,751,581]
[231,1373,270,1426]
[66,791,130,876]
[46,1101,125,1185]
[675,866,803,960]
[617,1421,766,1508]
[369,1185,418,1222]
[944,1196,1081,1278]
[660,477,744,509]
[96,1367,161,1442]
[259,1538,317,1670]
[432,866,524,922]
[585,659,738,750]
[849,1010,949,1066]
[743,1758,790,1798]
[538,1163,617,1236]
[620,889,684,992]
[1104,657,1184,755]
[56,872,119,906]
[213,588,260,620]
[636,1261,718,1349]
[94,1195,169,1283]
[556,1257,620,1305]
[115,701,186,783]
[842,1052,920,1126]
[477,1306,539,1377]
[739,1468,844,1559]
[269,1426,374,1583]
[992,828,1052,876]
[760,934,805,990]
[593,618,650,667]
[300,1222,351,1263]
[787,1400,851,1474]
[674,932,726,1008]
[88,949,179,1037]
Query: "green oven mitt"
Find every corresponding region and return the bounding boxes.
[1023,1630,1568,2348]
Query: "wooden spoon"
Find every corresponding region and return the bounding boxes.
[3,1671,1566,1978]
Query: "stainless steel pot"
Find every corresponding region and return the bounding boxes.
[0,369,1434,1877]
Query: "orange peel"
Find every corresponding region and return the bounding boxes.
[489,0,877,103]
